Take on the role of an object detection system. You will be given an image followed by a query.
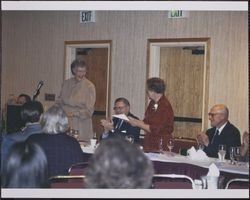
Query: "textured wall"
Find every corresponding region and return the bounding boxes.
[2,11,248,136]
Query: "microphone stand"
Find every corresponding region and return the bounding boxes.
[33,88,41,100]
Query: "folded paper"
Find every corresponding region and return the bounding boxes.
[112,114,129,121]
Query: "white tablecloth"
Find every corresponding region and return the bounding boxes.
[146,152,249,175]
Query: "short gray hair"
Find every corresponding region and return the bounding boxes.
[85,138,154,188]
[40,105,68,134]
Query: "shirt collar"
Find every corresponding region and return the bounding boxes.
[217,122,228,135]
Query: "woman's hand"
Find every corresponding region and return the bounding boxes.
[127,117,141,127]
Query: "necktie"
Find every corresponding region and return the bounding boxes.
[211,129,219,144]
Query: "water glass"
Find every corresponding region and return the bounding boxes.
[229,147,236,164]
[234,146,241,164]
[159,138,164,154]
[218,144,226,162]
[73,130,79,140]
[90,138,97,148]
[198,143,205,151]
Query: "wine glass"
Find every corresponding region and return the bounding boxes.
[218,144,226,162]
[229,147,236,164]
[167,139,174,153]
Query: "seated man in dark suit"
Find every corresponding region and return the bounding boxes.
[1,100,44,167]
[100,97,140,144]
[197,104,241,159]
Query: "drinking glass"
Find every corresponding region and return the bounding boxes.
[159,138,164,154]
[167,139,174,153]
[234,146,241,164]
[68,127,74,137]
[229,147,236,164]
[197,143,205,151]
[125,135,134,143]
[218,144,226,162]
[73,130,79,140]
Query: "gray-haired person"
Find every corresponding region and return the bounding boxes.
[27,105,83,177]
[85,137,154,188]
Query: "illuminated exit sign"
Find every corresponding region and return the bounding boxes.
[168,10,189,19]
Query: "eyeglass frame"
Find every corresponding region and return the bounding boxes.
[208,112,224,117]
[113,106,127,110]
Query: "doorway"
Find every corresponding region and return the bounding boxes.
[64,40,112,139]
[147,38,210,139]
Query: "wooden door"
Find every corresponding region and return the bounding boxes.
[160,47,204,139]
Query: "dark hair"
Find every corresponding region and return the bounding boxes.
[18,94,31,102]
[20,100,44,123]
[1,141,49,188]
[114,97,130,107]
[70,59,87,75]
[85,138,154,188]
[147,77,166,94]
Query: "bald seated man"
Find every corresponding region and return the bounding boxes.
[197,104,241,159]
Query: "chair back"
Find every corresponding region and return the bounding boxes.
[49,175,86,188]
[68,162,88,175]
[152,174,196,189]
[225,178,249,189]
[172,137,198,154]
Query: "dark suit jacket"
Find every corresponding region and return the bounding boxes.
[101,112,141,144]
[26,132,83,177]
[203,121,241,159]
[1,123,43,168]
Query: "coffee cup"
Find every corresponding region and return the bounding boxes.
[90,138,97,148]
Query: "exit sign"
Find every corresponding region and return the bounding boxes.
[80,11,96,23]
[168,10,189,19]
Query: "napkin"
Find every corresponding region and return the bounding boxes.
[207,163,220,177]
[187,146,209,161]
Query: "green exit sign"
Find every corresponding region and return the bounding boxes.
[168,10,189,19]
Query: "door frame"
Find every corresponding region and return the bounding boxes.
[64,40,112,117]
[147,38,210,131]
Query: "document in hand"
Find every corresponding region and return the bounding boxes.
[112,114,129,121]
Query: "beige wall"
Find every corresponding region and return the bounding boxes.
[2,11,248,136]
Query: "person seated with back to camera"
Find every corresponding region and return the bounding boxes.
[26,104,83,177]
[1,100,44,168]
[197,104,241,159]
[1,140,49,188]
[100,97,140,144]
[85,137,154,188]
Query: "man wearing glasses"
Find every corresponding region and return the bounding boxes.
[197,104,241,159]
[100,97,140,144]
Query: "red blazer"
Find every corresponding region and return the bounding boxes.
[143,95,174,151]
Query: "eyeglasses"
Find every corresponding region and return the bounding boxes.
[208,112,223,117]
[113,106,126,110]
